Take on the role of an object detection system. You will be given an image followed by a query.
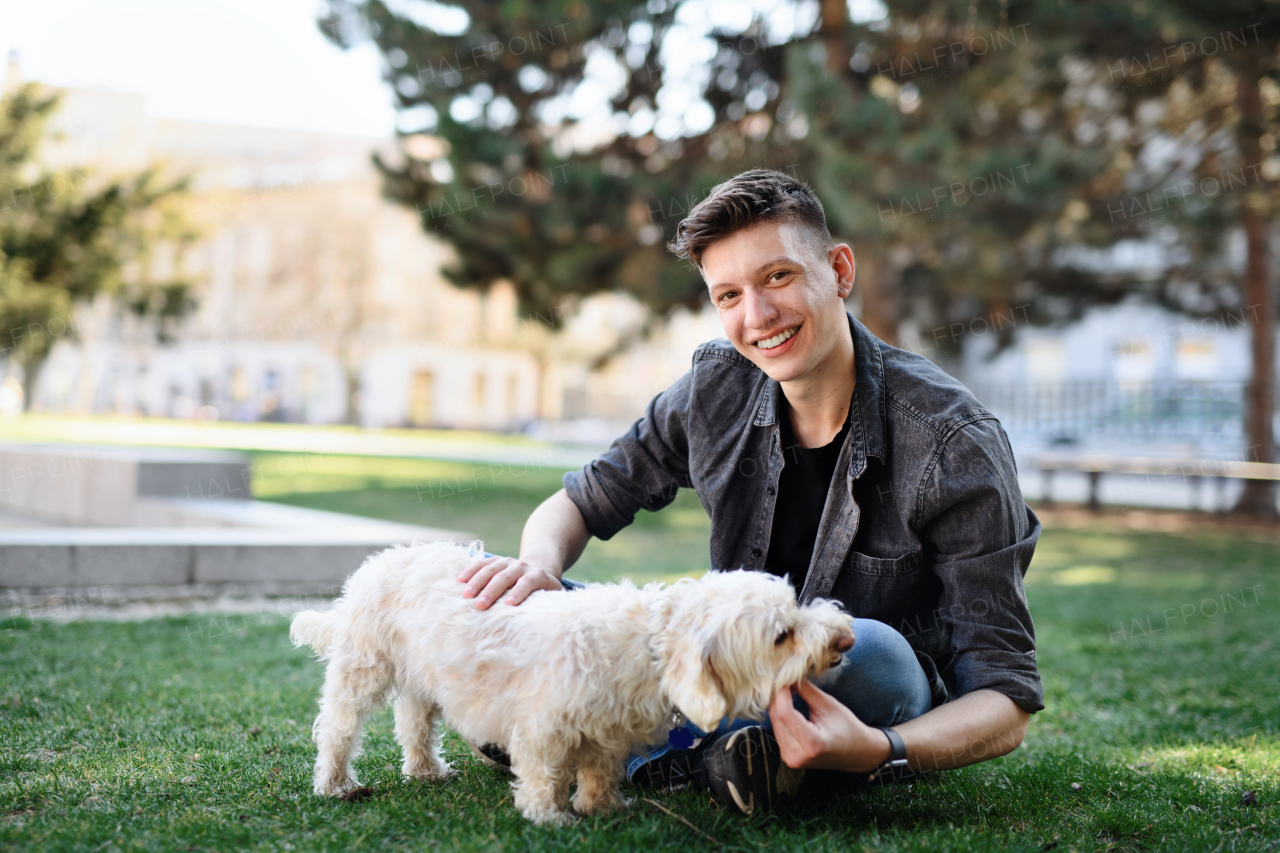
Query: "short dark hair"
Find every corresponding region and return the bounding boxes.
[667,169,832,267]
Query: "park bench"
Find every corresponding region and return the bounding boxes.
[1031,451,1280,512]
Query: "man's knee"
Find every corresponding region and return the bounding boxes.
[814,618,932,726]
[846,618,921,672]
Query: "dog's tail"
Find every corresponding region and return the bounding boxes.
[290,609,338,655]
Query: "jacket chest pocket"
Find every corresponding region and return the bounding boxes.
[848,549,921,577]
[832,549,924,624]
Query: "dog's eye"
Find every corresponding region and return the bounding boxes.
[774,628,794,646]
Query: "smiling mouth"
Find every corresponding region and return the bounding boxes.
[755,325,799,350]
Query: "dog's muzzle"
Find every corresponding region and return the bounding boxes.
[827,632,854,666]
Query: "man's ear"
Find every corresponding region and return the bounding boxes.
[830,242,855,299]
[660,630,727,732]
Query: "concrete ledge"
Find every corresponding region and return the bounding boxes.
[5,581,354,613]
[0,524,473,589]
[0,444,256,527]
[74,543,193,586]
[0,545,75,587]
[193,544,393,584]
[0,444,476,591]
[0,502,473,590]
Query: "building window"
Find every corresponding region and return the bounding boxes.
[410,370,435,427]
[229,366,250,402]
[506,373,519,422]
[473,372,487,421]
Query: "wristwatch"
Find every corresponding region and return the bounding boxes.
[868,726,908,783]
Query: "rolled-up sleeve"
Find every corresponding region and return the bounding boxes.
[562,366,694,541]
[921,417,1044,713]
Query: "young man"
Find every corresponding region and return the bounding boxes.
[457,169,1042,813]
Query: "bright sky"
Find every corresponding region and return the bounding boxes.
[0,0,399,137]
[0,0,889,140]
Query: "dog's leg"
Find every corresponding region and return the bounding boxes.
[508,735,573,825]
[311,653,391,796]
[570,748,629,815]
[393,694,452,781]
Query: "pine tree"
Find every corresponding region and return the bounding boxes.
[0,83,198,409]
[1109,0,1280,513]
[318,0,810,322]
[792,0,1277,512]
[316,0,1161,339]
[324,0,1275,511]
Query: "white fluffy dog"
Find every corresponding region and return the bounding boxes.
[290,540,854,824]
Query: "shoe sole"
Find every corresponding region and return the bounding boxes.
[705,727,804,815]
[465,740,513,776]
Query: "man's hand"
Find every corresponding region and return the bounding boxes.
[457,554,562,610]
[456,489,589,610]
[771,683,1030,775]
[769,679,892,774]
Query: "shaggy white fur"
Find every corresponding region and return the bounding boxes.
[290,540,854,824]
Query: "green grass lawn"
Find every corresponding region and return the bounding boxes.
[251,453,714,585]
[2,454,1278,852]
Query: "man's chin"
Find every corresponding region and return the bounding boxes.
[733,342,807,381]
[755,357,806,384]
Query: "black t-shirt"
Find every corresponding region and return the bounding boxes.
[764,397,853,592]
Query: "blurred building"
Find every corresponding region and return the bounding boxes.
[16,76,552,430]
[3,67,734,433]
[35,70,1265,451]
[953,298,1279,456]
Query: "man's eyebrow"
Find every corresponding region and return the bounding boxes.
[755,255,799,273]
[706,256,802,292]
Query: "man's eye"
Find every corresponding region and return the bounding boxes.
[770,271,789,282]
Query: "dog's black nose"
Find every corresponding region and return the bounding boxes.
[834,634,853,652]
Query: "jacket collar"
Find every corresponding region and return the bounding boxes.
[753,310,887,465]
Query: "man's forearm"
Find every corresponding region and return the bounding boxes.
[518,488,590,577]
[894,689,1030,772]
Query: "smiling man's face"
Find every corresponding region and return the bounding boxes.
[702,219,855,384]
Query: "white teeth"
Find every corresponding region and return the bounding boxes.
[756,327,797,349]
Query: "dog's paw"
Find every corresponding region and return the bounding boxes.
[314,779,358,797]
[313,771,360,797]
[570,788,628,815]
[521,806,577,826]
[403,760,454,781]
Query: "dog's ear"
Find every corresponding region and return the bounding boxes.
[661,629,727,732]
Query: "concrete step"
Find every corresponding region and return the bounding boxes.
[0,444,476,591]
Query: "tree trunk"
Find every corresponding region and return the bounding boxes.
[345,367,361,427]
[816,0,903,345]
[819,0,851,74]
[19,355,44,412]
[1233,71,1276,515]
[855,251,901,346]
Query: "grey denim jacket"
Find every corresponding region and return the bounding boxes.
[563,311,1044,713]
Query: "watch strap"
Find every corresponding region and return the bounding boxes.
[877,726,908,768]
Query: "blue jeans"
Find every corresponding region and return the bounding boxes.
[625,618,934,779]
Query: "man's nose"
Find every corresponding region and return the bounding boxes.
[743,288,779,329]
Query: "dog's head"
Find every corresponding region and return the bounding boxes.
[648,571,854,732]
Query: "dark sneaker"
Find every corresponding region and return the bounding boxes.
[705,726,804,815]
[625,736,710,790]
[465,739,513,776]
